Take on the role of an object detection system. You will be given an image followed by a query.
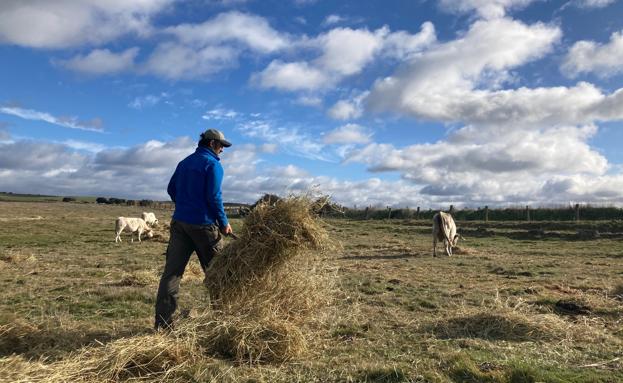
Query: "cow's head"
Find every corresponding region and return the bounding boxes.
[452,234,460,247]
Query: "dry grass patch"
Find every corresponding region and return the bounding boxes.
[113,270,160,287]
[0,249,36,266]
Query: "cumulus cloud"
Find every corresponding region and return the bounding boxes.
[254,22,435,91]
[141,11,291,80]
[59,48,139,75]
[366,18,568,125]
[341,123,619,205]
[252,61,329,91]
[163,11,290,54]
[142,42,238,80]
[1,134,623,207]
[438,0,537,19]
[323,123,371,144]
[562,30,623,78]
[0,106,104,132]
[0,0,172,48]
[328,91,368,120]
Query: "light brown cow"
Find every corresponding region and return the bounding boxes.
[432,211,459,256]
[115,217,153,243]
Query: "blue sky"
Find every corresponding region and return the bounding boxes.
[1,0,623,208]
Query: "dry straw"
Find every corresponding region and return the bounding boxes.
[198,195,335,363]
[1,196,334,381]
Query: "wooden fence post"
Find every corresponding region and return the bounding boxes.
[526,205,530,222]
[416,206,420,219]
[575,204,580,222]
[365,206,370,220]
[449,204,454,214]
[484,206,489,222]
[387,206,392,219]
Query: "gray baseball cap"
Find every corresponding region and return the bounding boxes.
[201,128,232,147]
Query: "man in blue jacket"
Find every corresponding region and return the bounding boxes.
[155,128,233,330]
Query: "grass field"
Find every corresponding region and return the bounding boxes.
[1,201,622,382]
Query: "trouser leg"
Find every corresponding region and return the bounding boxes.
[155,220,195,329]
[188,224,222,272]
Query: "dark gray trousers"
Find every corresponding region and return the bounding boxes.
[154,219,221,329]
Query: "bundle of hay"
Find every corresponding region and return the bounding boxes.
[204,196,331,304]
[198,196,334,363]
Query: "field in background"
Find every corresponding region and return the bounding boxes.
[1,201,622,382]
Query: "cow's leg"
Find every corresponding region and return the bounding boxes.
[433,237,437,257]
[138,228,143,243]
[115,224,124,242]
[445,240,452,256]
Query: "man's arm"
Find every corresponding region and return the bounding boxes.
[205,162,229,231]
[167,166,179,203]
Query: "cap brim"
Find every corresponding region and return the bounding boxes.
[220,139,232,147]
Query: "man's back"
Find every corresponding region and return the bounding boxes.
[168,146,226,226]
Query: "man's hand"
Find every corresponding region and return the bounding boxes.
[221,223,233,235]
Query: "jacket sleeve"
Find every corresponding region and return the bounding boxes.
[205,162,229,228]
[167,166,179,203]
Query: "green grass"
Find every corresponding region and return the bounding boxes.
[1,201,622,382]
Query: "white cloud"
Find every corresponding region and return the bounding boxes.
[0,106,104,132]
[342,124,617,205]
[328,92,368,120]
[60,48,139,75]
[562,30,623,78]
[381,22,437,60]
[0,140,87,171]
[0,0,172,48]
[323,123,371,144]
[314,27,386,76]
[252,60,329,91]
[164,11,290,53]
[366,18,565,125]
[142,11,291,81]
[254,22,435,92]
[438,0,537,19]
[129,93,170,109]
[202,108,239,120]
[142,42,238,80]
[1,133,623,207]
[322,14,345,26]
[571,0,617,8]
[61,139,106,153]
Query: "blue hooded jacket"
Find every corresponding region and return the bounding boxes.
[167,146,229,227]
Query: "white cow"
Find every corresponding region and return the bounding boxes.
[433,211,459,257]
[141,212,158,227]
[115,217,154,243]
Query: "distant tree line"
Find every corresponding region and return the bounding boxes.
[95,197,173,208]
